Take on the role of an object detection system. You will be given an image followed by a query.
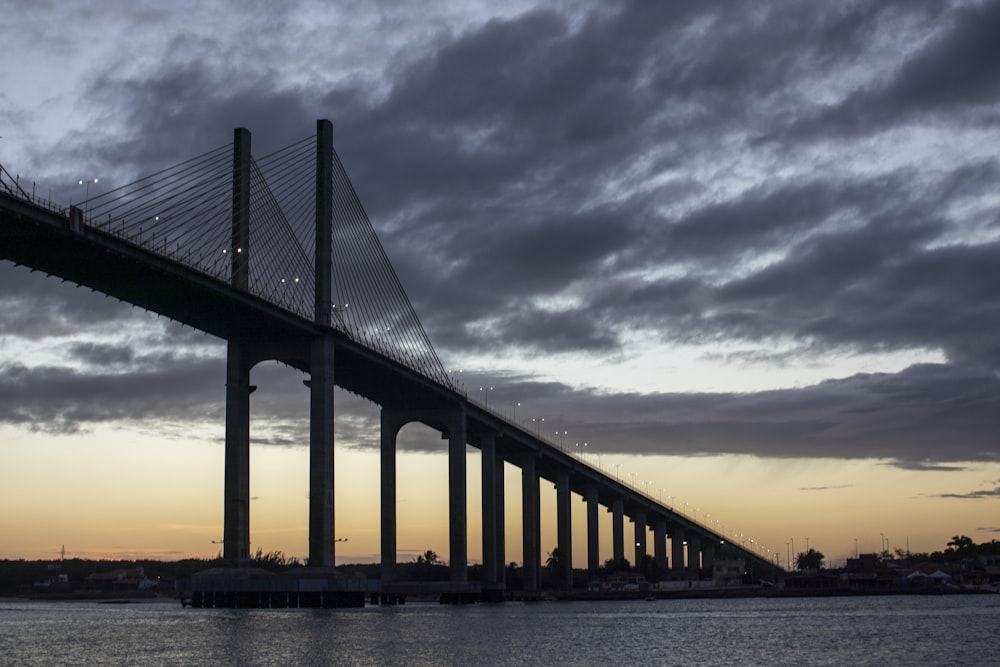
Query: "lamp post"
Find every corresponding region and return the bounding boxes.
[78,177,98,214]
[478,385,493,407]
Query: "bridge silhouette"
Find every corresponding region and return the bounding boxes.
[1,120,776,599]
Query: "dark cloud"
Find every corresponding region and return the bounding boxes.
[469,363,1000,467]
[3,0,1000,470]
[809,0,1000,135]
[936,482,1000,499]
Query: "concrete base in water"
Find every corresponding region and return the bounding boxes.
[177,567,374,609]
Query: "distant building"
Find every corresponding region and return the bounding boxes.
[85,566,154,591]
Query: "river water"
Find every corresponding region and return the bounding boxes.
[1,594,997,666]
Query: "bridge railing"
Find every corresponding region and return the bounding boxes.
[0,162,67,215]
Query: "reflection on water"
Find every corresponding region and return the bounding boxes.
[1,595,998,666]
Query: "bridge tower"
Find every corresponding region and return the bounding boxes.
[223,127,253,565]
[308,119,336,568]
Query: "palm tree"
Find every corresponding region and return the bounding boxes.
[795,548,825,571]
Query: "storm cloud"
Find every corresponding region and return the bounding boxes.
[2,0,999,469]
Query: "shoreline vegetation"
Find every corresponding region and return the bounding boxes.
[3,535,997,602]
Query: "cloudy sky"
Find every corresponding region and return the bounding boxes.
[2,0,999,566]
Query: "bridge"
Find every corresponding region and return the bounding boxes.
[0,120,777,600]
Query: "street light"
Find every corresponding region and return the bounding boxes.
[479,385,493,407]
[77,177,98,214]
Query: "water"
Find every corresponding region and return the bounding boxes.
[1,595,998,666]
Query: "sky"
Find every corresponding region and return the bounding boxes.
[2,0,999,570]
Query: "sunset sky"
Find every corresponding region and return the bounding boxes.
[2,0,999,569]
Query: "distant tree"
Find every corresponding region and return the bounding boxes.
[947,535,975,555]
[602,557,630,574]
[795,548,825,571]
[250,548,300,571]
[416,550,440,566]
[545,547,565,572]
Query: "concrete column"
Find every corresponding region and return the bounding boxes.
[223,339,252,565]
[654,518,668,570]
[307,336,335,567]
[612,498,625,566]
[688,534,702,574]
[314,119,333,326]
[586,486,599,578]
[307,119,336,568]
[703,542,716,570]
[380,409,404,585]
[447,409,468,583]
[556,471,572,590]
[231,127,250,290]
[495,451,506,589]
[481,434,498,588]
[633,510,647,567]
[224,128,252,568]
[521,453,539,591]
[671,526,686,571]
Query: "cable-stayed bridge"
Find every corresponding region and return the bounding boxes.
[0,120,777,599]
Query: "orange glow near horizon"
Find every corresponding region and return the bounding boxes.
[2,423,996,566]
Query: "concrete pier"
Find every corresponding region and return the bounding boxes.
[521,453,540,591]
[586,486,599,578]
[672,526,686,571]
[556,471,572,589]
[612,498,625,565]
[634,510,647,566]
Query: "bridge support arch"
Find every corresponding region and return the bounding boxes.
[379,405,469,585]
